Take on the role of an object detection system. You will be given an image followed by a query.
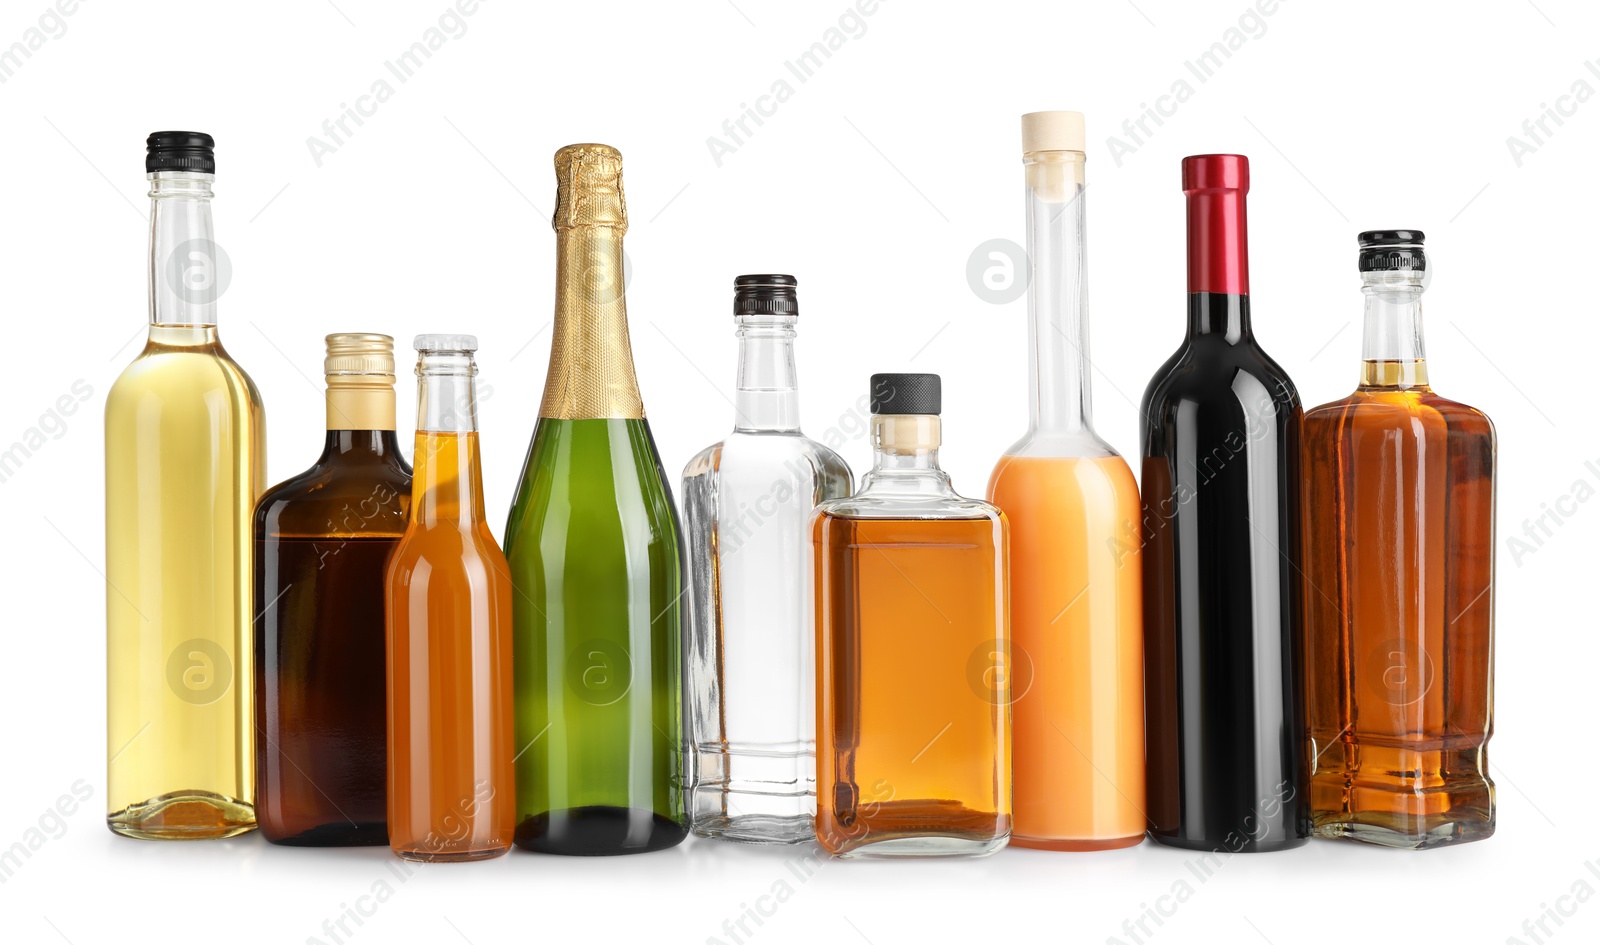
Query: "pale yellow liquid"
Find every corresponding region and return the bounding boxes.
[105,325,264,839]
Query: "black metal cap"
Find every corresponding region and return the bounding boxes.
[146,131,215,174]
[870,373,941,415]
[733,274,798,317]
[1358,229,1425,272]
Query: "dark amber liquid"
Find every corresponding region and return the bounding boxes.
[1302,368,1495,848]
[254,430,410,846]
[813,515,1010,857]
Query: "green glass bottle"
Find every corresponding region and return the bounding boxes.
[504,143,688,855]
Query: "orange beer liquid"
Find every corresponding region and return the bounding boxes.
[386,431,515,861]
[988,454,1145,849]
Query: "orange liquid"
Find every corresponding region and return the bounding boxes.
[813,515,1011,857]
[987,454,1146,849]
[385,432,515,861]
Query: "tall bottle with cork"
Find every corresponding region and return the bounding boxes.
[986,111,1145,851]
[504,143,688,855]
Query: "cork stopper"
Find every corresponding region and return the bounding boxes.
[1021,111,1085,154]
[324,333,397,431]
[552,143,627,232]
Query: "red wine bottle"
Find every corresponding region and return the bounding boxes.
[1139,154,1308,852]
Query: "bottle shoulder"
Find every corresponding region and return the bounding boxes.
[1305,388,1495,441]
[684,430,853,480]
[108,339,264,414]
[815,490,1002,523]
[1141,339,1301,425]
[257,460,412,537]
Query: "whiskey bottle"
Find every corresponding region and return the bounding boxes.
[1303,231,1495,848]
[254,334,411,846]
[683,275,852,844]
[106,132,264,840]
[813,374,1011,857]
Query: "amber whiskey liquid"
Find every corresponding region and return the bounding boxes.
[1302,232,1495,848]
[813,376,1010,858]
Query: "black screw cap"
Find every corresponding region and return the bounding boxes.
[870,373,941,415]
[147,131,215,174]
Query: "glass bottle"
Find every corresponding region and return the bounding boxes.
[986,112,1145,851]
[105,132,264,840]
[682,275,852,844]
[504,143,688,855]
[254,334,411,846]
[1140,154,1308,851]
[385,335,514,861]
[1303,231,1495,848]
[813,374,1011,858]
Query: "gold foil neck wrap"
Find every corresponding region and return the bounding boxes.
[324,333,398,430]
[552,143,628,233]
[539,143,644,420]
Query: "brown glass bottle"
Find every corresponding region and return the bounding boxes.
[1302,232,1495,849]
[254,334,411,846]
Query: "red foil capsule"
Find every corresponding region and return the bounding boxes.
[1182,154,1250,296]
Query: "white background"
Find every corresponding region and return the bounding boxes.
[0,0,1593,942]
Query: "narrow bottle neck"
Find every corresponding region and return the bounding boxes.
[148,171,220,328]
[733,314,800,432]
[541,225,643,420]
[859,415,953,494]
[409,429,486,526]
[1360,276,1429,389]
[1024,151,1093,434]
[326,379,397,432]
[1187,292,1253,342]
[1186,184,1249,297]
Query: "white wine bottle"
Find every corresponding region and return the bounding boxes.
[105,132,265,840]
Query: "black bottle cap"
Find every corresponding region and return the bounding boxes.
[146,131,215,174]
[733,274,798,317]
[870,373,941,415]
[1358,229,1425,272]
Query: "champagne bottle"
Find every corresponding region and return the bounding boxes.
[504,143,688,855]
[106,132,264,840]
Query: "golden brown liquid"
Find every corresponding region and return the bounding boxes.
[385,432,515,861]
[1302,362,1495,848]
[813,515,1010,856]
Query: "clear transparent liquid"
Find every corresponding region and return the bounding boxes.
[683,430,850,843]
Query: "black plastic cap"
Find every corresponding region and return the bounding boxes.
[147,131,215,174]
[733,274,798,317]
[1358,229,1425,272]
[870,373,941,415]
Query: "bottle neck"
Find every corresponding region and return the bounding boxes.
[326,377,398,432]
[319,429,406,462]
[411,353,484,525]
[1023,151,1093,435]
[859,415,953,495]
[1359,275,1429,389]
[148,171,220,328]
[1187,292,1253,342]
[540,225,643,420]
[1185,181,1250,297]
[733,314,800,432]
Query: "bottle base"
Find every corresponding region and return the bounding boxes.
[834,834,1009,859]
[392,844,510,863]
[1146,832,1308,853]
[107,791,257,841]
[263,821,389,847]
[1010,832,1143,852]
[1312,814,1494,849]
[515,806,688,856]
[692,812,814,845]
